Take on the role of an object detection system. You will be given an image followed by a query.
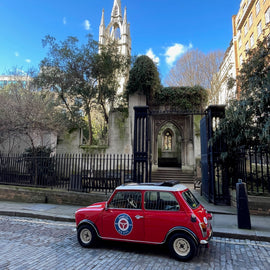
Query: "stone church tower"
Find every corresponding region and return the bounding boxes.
[99,0,131,95]
[98,0,136,156]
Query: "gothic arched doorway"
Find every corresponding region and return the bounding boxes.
[157,122,182,168]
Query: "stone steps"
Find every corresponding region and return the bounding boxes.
[151,168,194,184]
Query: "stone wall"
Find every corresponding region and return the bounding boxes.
[0,185,109,206]
[230,189,270,215]
[0,131,57,154]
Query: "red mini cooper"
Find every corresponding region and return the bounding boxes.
[75,181,212,261]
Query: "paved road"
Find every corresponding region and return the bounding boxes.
[1,216,270,270]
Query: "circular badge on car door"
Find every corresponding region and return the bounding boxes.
[114,214,133,236]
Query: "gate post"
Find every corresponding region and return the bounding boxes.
[200,105,230,205]
[133,106,151,183]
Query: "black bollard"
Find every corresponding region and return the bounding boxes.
[236,180,251,229]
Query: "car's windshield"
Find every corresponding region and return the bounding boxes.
[182,190,200,209]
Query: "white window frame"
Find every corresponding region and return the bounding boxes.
[256,1,261,16]
[249,13,253,28]
[238,37,242,48]
[265,7,270,25]
[257,21,262,37]
[245,41,249,52]
[250,33,254,47]
[244,22,248,36]
[240,54,243,66]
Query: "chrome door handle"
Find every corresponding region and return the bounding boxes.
[135,215,144,220]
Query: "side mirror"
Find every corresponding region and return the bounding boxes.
[105,202,108,211]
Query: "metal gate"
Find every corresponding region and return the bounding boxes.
[133,106,151,183]
[200,116,213,202]
[200,105,230,205]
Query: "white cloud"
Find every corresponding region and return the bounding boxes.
[146,48,160,65]
[25,59,31,63]
[165,43,193,66]
[83,20,91,31]
[14,52,19,57]
[63,17,67,25]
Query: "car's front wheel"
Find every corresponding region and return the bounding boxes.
[168,233,197,261]
[77,224,97,248]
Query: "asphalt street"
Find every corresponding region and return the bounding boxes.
[1,216,270,270]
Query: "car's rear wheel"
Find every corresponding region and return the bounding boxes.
[77,224,97,248]
[168,233,197,261]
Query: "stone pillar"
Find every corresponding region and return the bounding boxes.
[128,93,147,153]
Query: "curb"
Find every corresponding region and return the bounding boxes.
[0,211,75,223]
[213,231,270,243]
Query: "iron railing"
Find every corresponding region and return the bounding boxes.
[0,153,134,194]
[234,147,270,195]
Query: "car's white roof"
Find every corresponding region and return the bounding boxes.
[115,183,188,192]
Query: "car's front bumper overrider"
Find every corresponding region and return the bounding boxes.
[200,225,213,245]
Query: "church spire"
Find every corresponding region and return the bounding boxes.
[111,0,122,20]
[100,8,105,27]
[122,7,128,35]
[99,9,106,46]
[123,7,127,24]
[98,0,131,97]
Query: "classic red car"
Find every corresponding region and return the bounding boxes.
[75,181,212,261]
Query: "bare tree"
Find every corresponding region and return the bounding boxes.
[0,80,67,153]
[165,49,224,102]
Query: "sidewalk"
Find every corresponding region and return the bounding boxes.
[0,186,270,243]
[191,186,270,242]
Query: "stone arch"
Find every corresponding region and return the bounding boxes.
[162,128,173,151]
[106,21,122,40]
[109,22,121,40]
[151,114,194,171]
[155,121,182,168]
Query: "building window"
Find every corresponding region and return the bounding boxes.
[257,21,262,37]
[256,1,261,16]
[240,54,243,66]
[244,22,248,36]
[243,4,247,14]
[237,30,241,37]
[163,130,172,151]
[250,33,254,47]
[265,7,270,25]
[245,41,249,52]
[238,37,242,48]
[249,13,253,28]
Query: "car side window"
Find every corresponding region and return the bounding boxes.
[144,191,180,211]
[108,191,142,209]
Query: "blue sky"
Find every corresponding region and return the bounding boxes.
[0,0,240,82]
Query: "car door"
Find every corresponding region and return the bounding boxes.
[144,191,189,243]
[101,190,145,242]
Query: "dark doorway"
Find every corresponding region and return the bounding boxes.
[157,124,181,168]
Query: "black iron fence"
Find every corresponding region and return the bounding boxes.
[234,147,270,195]
[0,153,134,194]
